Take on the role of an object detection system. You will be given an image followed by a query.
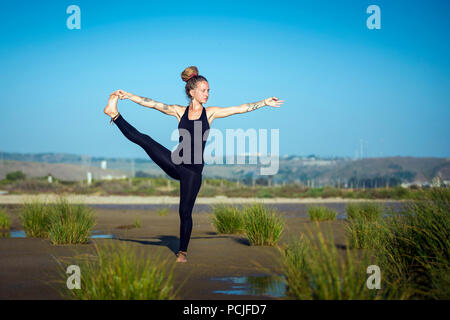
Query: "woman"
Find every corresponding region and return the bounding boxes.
[103,66,284,262]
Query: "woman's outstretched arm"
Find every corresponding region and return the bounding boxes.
[207,96,284,123]
[112,89,184,119]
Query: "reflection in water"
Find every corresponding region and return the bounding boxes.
[211,274,286,298]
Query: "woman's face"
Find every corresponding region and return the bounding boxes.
[190,81,209,104]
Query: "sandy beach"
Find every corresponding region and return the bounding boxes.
[0,202,355,300]
[0,193,406,205]
[0,195,407,300]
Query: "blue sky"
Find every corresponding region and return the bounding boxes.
[0,0,449,160]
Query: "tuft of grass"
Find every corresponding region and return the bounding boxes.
[345,216,388,249]
[343,187,450,299]
[20,196,96,244]
[211,204,244,234]
[279,225,382,299]
[0,208,11,229]
[279,224,406,300]
[307,205,337,221]
[20,198,51,237]
[242,203,284,246]
[47,197,96,245]
[157,208,168,216]
[345,201,385,250]
[346,202,383,221]
[133,218,142,228]
[57,241,180,300]
[375,187,450,299]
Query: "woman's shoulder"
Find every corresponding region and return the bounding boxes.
[172,105,188,123]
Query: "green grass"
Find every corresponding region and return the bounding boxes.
[346,202,383,221]
[133,218,142,228]
[279,225,385,300]
[1,175,432,201]
[157,208,168,216]
[345,216,387,249]
[307,205,337,221]
[210,204,244,234]
[0,208,11,229]
[20,199,51,237]
[47,197,96,245]
[242,203,284,246]
[20,196,96,244]
[344,201,385,249]
[58,241,180,300]
[374,187,450,299]
[343,187,450,299]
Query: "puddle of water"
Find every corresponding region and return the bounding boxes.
[0,230,114,239]
[91,230,115,239]
[10,230,27,238]
[211,274,286,298]
[0,230,26,238]
[91,234,115,239]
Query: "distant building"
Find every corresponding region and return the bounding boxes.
[101,160,107,170]
[100,174,127,180]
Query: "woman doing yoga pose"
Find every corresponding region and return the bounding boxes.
[103,66,284,262]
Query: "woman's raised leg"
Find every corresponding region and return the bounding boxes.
[105,94,180,180]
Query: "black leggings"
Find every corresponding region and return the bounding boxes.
[113,114,202,252]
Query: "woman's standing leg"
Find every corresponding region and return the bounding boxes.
[176,168,202,262]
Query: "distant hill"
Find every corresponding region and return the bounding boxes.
[0,160,127,181]
[0,151,448,186]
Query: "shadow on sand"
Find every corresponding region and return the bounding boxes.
[117,234,237,255]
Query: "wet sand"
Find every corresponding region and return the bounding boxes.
[0,198,405,300]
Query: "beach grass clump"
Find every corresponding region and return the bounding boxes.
[375,187,450,299]
[346,202,383,221]
[211,204,244,234]
[20,196,96,244]
[61,241,178,300]
[280,226,383,300]
[47,197,95,245]
[307,205,337,221]
[345,216,387,249]
[157,208,168,216]
[133,218,142,228]
[242,203,284,246]
[344,201,388,249]
[20,199,51,237]
[0,208,11,229]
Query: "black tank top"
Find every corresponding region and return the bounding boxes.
[174,106,210,173]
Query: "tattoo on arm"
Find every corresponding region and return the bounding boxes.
[139,96,169,110]
[245,100,265,112]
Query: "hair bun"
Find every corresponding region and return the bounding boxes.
[185,73,198,82]
[181,66,199,82]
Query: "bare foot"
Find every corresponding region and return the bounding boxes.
[176,251,187,263]
[104,94,119,118]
